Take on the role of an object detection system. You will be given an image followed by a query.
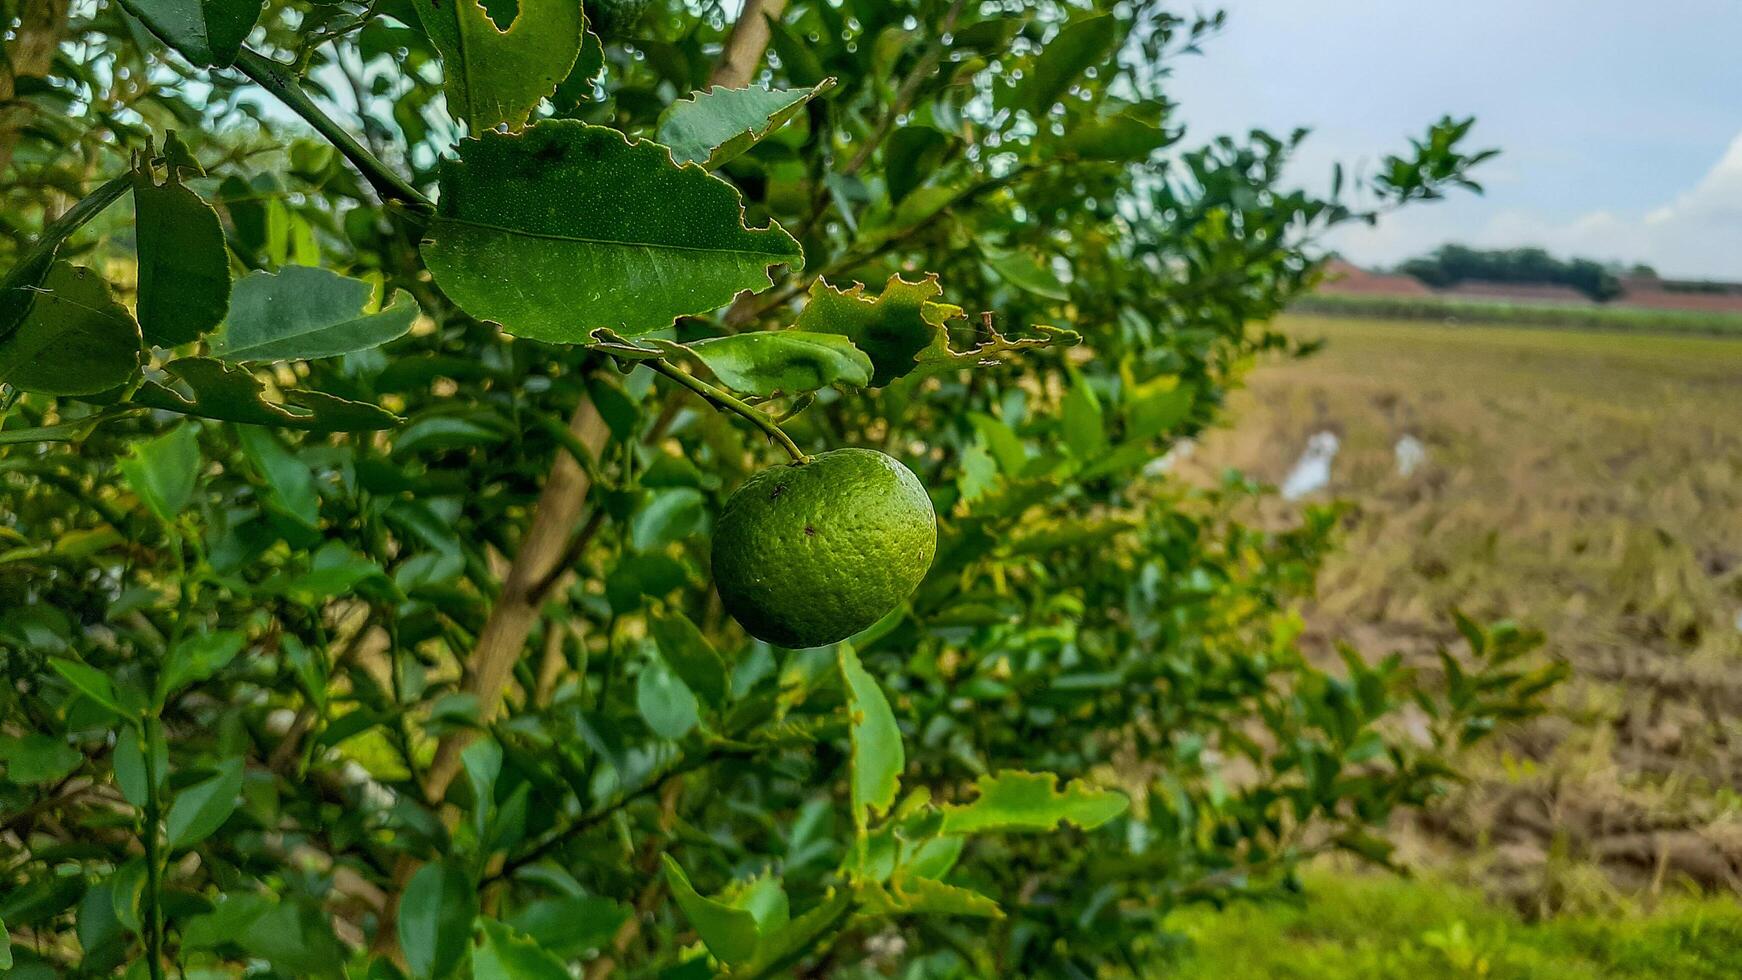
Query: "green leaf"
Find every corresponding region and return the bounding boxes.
[999,13,1121,116]
[472,919,569,980]
[648,605,729,709]
[1060,371,1107,459]
[1125,376,1193,442]
[235,897,348,973]
[729,874,790,935]
[631,487,707,553]
[1062,110,1174,161]
[134,357,400,431]
[401,861,477,979]
[237,425,320,529]
[49,658,128,717]
[114,0,259,67]
[860,877,1002,918]
[133,138,229,346]
[723,889,854,979]
[792,274,963,387]
[157,629,246,703]
[552,24,605,108]
[938,771,1129,835]
[684,331,871,395]
[0,174,130,344]
[114,723,166,808]
[117,423,200,525]
[412,0,583,132]
[0,734,82,785]
[982,245,1069,302]
[164,756,245,848]
[0,914,10,969]
[637,654,700,739]
[840,644,903,830]
[207,266,417,363]
[967,412,1026,475]
[506,895,628,957]
[422,121,803,342]
[0,263,141,395]
[884,126,952,204]
[76,883,126,971]
[764,14,825,85]
[661,855,761,966]
[656,80,835,169]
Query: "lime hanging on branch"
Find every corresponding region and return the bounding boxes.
[712,449,937,649]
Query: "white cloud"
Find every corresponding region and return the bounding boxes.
[1329,132,1742,279]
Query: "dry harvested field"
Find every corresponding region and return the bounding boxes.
[1188,314,1742,910]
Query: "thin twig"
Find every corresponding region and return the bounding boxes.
[229,47,431,209]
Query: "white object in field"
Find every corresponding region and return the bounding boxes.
[1395,434,1428,477]
[1733,610,1742,634]
[1281,431,1339,500]
[1143,438,1196,477]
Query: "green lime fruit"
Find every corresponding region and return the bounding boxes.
[711,448,937,649]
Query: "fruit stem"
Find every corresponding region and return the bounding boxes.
[642,357,811,464]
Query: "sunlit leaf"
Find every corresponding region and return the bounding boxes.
[860,877,1002,918]
[938,771,1128,835]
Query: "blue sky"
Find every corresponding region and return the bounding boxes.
[1166,0,1742,278]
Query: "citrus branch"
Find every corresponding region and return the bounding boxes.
[592,331,810,464]
[230,47,431,210]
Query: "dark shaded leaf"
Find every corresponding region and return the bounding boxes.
[0,263,141,395]
[134,135,230,346]
[134,357,399,431]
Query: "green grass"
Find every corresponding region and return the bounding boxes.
[1174,314,1742,978]
[1293,292,1742,336]
[1157,869,1742,979]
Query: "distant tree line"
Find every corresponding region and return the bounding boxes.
[1397,244,1651,301]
